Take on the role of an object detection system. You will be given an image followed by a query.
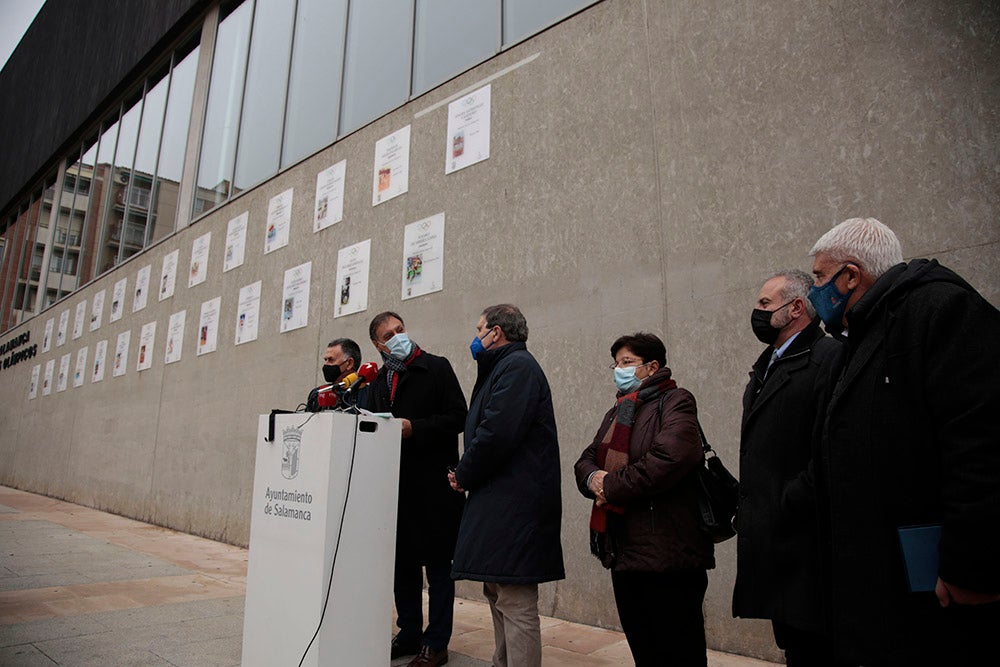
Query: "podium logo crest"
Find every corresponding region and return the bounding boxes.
[281,426,303,479]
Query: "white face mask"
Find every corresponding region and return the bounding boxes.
[385,332,412,360]
[613,366,642,393]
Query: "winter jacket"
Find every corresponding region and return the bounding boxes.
[451,342,565,584]
[819,259,1000,663]
[368,349,467,564]
[732,318,842,630]
[574,367,715,572]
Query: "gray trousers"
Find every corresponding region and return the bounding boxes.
[482,582,541,667]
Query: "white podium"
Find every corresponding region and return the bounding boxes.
[242,412,401,666]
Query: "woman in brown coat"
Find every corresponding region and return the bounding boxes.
[574,332,714,667]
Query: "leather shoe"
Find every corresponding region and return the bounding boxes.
[390,634,421,659]
[407,645,448,666]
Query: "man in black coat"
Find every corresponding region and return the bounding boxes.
[733,270,843,665]
[449,304,564,667]
[367,311,467,667]
[807,217,1000,665]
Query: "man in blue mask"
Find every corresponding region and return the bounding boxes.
[367,311,467,667]
[807,217,1000,665]
[449,304,564,667]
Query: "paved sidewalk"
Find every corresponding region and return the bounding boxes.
[0,486,780,666]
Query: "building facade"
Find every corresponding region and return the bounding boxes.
[1,0,997,660]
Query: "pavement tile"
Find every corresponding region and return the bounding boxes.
[0,615,111,648]
[0,643,58,666]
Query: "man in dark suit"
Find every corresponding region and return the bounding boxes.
[367,311,467,667]
[733,270,844,665]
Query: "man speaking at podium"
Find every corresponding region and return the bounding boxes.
[306,338,363,411]
[367,311,467,667]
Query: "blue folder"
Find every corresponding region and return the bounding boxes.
[897,524,942,593]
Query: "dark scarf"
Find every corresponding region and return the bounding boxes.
[381,343,422,404]
[589,372,676,567]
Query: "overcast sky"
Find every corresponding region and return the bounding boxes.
[0,0,45,74]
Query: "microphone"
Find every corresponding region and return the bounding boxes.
[334,372,361,390]
[345,362,378,393]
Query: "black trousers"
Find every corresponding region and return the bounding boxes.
[611,569,708,667]
[393,558,455,651]
[772,620,855,667]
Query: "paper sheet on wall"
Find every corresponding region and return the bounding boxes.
[236,281,261,345]
[29,364,40,399]
[445,84,491,174]
[314,160,346,232]
[372,126,410,206]
[224,211,248,272]
[56,309,69,347]
[165,310,186,364]
[113,330,131,378]
[133,264,151,313]
[43,359,54,395]
[91,289,105,332]
[264,188,293,254]
[401,213,445,300]
[280,263,311,333]
[189,232,211,287]
[137,321,156,372]
[73,300,86,340]
[57,353,70,392]
[198,297,221,356]
[110,278,126,323]
[160,249,179,301]
[334,239,371,318]
[73,346,88,388]
[42,318,53,352]
[92,339,107,383]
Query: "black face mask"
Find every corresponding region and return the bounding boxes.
[750,300,794,345]
[322,364,341,383]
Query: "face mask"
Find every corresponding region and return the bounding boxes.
[386,332,412,360]
[808,266,853,329]
[614,366,642,393]
[470,329,495,360]
[750,300,794,345]
[322,364,341,383]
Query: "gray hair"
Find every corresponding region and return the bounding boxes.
[809,217,903,279]
[768,269,816,318]
[482,304,528,342]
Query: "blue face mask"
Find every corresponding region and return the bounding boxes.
[470,329,495,360]
[808,265,854,329]
[614,366,643,393]
[386,332,412,360]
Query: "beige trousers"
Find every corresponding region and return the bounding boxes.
[482,582,541,667]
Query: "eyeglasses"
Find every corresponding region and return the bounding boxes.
[608,359,651,370]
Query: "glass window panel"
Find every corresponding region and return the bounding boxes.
[154,43,199,241]
[233,0,295,192]
[0,206,30,330]
[503,0,594,46]
[93,115,122,277]
[53,147,85,300]
[339,0,413,135]
[107,92,144,266]
[75,137,99,282]
[196,0,253,214]
[413,0,498,96]
[129,67,170,251]
[281,0,348,168]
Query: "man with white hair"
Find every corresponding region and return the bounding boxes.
[808,217,1000,664]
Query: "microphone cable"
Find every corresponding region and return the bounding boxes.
[297,413,360,667]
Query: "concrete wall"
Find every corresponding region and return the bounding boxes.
[0,0,997,660]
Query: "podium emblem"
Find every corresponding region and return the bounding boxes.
[281,427,303,479]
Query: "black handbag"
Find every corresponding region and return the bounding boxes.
[695,422,739,543]
[656,393,739,543]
